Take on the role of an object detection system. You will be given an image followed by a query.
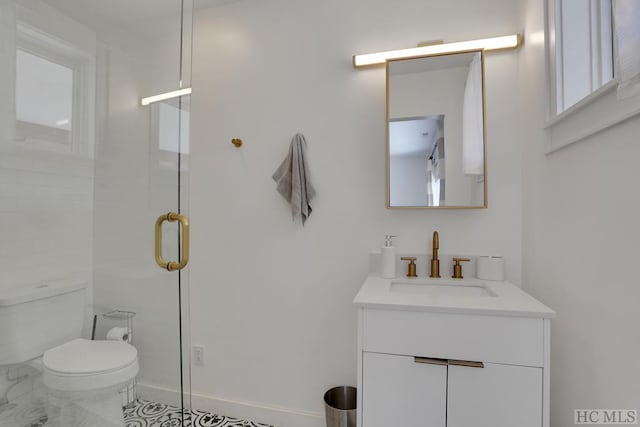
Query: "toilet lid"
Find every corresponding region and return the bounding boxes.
[43,338,138,375]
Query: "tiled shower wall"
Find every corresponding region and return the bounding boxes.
[0,0,94,291]
[0,150,94,287]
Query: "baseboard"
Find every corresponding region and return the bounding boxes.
[137,382,324,427]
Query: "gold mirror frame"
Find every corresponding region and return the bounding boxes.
[385,49,488,209]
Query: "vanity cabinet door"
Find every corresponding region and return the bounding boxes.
[362,352,447,427]
[447,363,543,427]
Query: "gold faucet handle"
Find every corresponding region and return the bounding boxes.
[452,258,471,279]
[400,257,418,278]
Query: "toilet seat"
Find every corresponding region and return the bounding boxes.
[43,338,139,392]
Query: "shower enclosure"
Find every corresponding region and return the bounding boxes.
[1,0,193,424]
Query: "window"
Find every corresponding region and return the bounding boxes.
[545,0,640,153]
[554,0,613,113]
[150,99,191,173]
[14,20,96,157]
[15,49,74,150]
[158,102,190,155]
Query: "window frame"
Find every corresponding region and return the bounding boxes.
[14,21,95,158]
[544,0,640,153]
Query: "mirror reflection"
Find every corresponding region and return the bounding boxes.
[387,50,486,208]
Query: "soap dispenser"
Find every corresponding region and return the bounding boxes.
[381,235,397,279]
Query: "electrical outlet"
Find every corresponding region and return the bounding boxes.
[193,345,205,366]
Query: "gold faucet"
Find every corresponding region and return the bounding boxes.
[430,231,441,278]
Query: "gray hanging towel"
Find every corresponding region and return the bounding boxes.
[272,133,316,225]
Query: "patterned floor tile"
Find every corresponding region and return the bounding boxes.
[124,399,273,427]
[0,398,272,427]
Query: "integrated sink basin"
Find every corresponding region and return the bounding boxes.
[390,280,497,298]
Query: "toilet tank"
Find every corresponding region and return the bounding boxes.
[0,277,87,366]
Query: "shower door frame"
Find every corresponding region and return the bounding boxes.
[147,0,194,422]
[177,0,194,421]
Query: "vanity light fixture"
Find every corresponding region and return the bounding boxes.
[353,34,521,68]
[141,88,192,106]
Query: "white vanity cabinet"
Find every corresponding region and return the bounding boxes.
[447,362,542,427]
[362,352,447,427]
[356,307,551,427]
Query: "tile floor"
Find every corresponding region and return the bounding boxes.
[0,396,47,427]
[0,397,273,427]
[1,367,273,427]
[124,399,273,427]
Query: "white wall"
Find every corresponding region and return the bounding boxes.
[519,1,640,426]
[190,0,522,423]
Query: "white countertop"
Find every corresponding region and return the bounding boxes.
[353,275,556,319]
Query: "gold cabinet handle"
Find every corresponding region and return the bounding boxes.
[414,357,448,366]
[155,212,190,271]
[448,359,484,368]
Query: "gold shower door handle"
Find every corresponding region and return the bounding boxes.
[155,212,190,271]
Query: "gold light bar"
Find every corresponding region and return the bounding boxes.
[141,88,192,106]
[353,34,521,68]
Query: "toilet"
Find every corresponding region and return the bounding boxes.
[0,277,139,426]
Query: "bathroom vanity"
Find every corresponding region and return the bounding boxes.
[353,275,554,427]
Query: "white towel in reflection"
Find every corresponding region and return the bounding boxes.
[426,158,435,206]
[462,54,484,175]
[272,133,316,225]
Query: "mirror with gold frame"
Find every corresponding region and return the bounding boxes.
[386,50,487,209]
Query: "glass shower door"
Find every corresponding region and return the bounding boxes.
[0,0,192,426]
[89,0,195,423]
[0,0,192,424]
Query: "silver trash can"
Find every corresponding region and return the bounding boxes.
[324,386,356,427]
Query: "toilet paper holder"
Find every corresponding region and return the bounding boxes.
[103,310,136,344]
[103,310,137,407]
